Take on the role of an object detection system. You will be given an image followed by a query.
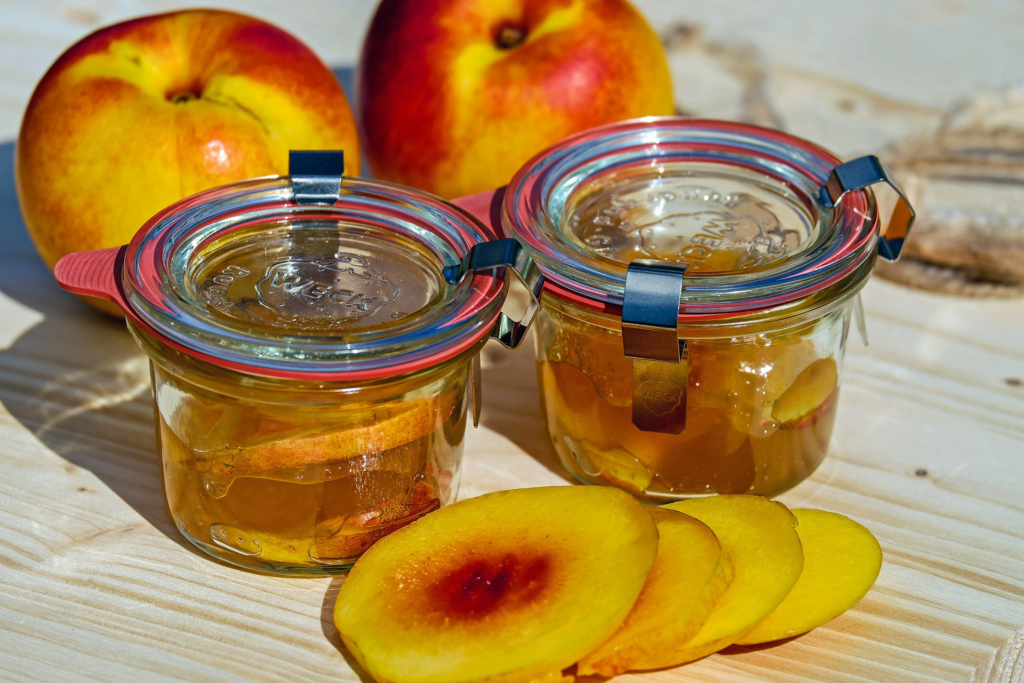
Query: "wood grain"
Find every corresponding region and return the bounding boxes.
[970,626,1024,683]
[0,1,1022,682]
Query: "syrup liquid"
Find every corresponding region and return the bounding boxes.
[537,163,844,498]
[535,300,845,500]
[153,363,466,572]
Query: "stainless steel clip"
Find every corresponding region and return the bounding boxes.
[621,260,689,434]
[289,150,344,205]
[443,238,544,349]
[820,155,916,262]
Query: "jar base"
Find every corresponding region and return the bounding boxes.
[559,452,826,504]
[176,528,356,576]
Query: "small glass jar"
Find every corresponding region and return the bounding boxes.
[499,118,914,502]
[55,156,537,574]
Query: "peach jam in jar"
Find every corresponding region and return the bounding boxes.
[502,119,914,501]
[55,153,539,574]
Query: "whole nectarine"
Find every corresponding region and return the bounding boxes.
[17,10,360,313]
[358,0,674,199]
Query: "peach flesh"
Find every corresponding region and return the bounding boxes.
[334,486,658,683]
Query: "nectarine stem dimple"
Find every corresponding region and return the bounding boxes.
[495,25,527,50]
[168,92,199,104]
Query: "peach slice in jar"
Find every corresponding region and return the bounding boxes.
[541,306,633,408]
[334,486,658,683]
[577,507,734,676]
[577,441,656,495]
[772,357,840,427]
[748,390,839,497]
[576,330,634,407]
[633,495,803,669]
[195,393,450,479]
[311,478,441,562]
[539,361,619,447]
[737,508,882,644]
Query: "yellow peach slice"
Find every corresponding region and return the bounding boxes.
[577,330,635,407]
[577,507,734,676]
[634,495,803,669]
[155,380,245,456]
[579,442,655,495]
[737,509,882,644]
[772,357,839,426]
[544,315,633,408]
[334,486,659,683]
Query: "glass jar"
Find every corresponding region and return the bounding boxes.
[498,118,914,502]
[55,153,539,574]
[140,330,472,574]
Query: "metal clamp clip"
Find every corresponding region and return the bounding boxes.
[622,260,689,434]
[820,155,916,262]
[289,150,345,205]
[443,238,543,349]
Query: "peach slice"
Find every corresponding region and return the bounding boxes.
[334,486,659,683]
[772,357,839,427]
[577,330,635,407]
[737,509,882,644]
[578,441,655,495]
[155,380,245,456]
[196,394,449,477]
[634,495,803,669]
[312,479,441,562]
[577,507,734,676]
[544,315,633,408]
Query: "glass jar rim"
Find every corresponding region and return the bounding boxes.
[502,117,879,321]
[121,175,506,381]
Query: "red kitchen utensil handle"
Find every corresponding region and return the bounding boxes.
[53,246,129,310]
[452,187,507,239]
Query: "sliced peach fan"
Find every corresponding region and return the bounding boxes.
[334,486,658,683]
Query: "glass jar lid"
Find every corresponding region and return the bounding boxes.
[503,118,883,318]
[121,173,507,380]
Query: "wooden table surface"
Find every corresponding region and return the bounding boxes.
[1,2,1023,681]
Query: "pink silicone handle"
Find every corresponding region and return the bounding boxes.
[53,246,128,310]
[451,187,507,239]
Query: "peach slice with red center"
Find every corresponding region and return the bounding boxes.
[634,495,804,669]
[737,508,882,644]
[577,507,734,676]
[334,486,658,683]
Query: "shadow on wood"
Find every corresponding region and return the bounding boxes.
[0,140,211,561]
[478,334,575,485]
[320,575,374,683]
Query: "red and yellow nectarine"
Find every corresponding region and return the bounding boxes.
[358,0,674,199]
[17,10,359,313]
